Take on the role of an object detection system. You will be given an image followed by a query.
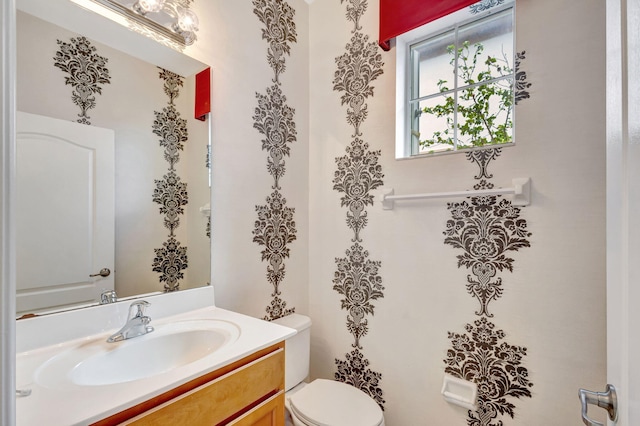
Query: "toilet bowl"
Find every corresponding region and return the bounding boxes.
[273,314,385,426]
[285,379,385,426]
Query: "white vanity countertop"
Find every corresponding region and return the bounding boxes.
[16,292,296,425]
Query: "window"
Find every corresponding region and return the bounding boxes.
[396,3,515,158]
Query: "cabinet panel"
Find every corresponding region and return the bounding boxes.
[228,391,285,426]
[122,348,284,426]
[93,342,285,426]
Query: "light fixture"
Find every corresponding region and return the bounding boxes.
[176,8,199,32]
[173,7,199,45]
[133,0,166,15]
[80,0,200,46]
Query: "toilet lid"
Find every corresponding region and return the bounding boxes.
[289,379,383,426]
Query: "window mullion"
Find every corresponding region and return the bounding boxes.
[453,24,459,151]
[412,74,514,104]
[409,45,421,155]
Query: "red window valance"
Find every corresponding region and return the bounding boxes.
[379,0,478,51]
[195,67,211,121]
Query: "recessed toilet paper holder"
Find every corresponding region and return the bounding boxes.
[441,374,478,411]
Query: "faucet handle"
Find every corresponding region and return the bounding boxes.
[106,300,154,343]
[128,300,151,319]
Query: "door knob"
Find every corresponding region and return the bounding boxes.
[90,268,111,278]
[578,384,617,426]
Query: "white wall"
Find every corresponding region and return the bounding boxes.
[308,0,606,424]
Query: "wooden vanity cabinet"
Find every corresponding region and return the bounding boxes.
[92,342,285,426]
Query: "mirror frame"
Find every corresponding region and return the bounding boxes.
[79,0,188,46]
[18,0,204,76]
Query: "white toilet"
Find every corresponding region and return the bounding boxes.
[273,314,385,426]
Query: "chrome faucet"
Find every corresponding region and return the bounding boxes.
[107,300,154,343]
[100,289,118,304]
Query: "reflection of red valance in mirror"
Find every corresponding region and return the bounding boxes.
[379,0,477,51]
[195,67,211,121]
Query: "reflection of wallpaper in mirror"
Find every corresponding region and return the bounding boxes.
[16,10,210,306]
[53,36,111,126]
[152,69,189,292]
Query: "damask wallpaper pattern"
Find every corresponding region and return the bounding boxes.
[54,36,110,125]
[442,4,534,424]
[151,69,190,292]
[252,0,299,321]
[443,148,533,426]
[332,0,386,410]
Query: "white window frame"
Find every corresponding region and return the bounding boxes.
[395,2,516,159]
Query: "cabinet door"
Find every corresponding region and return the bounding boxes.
[122,348,284,426]
[227,392,285,426]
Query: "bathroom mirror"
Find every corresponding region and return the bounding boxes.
[15,0,211,316]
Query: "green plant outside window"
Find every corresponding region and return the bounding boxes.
[409,7,514,155]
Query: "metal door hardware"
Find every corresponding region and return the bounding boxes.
[90,268,111,278]
[578,384,617,426]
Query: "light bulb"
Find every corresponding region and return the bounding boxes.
[176,8,199,33]
[133,0,165,15]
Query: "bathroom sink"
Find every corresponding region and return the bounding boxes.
[35,319,240,388]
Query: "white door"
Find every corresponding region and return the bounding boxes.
[15,111,115,314]
[594,0,640,425]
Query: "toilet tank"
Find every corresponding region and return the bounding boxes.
[272,313,312,392]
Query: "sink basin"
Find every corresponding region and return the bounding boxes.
[35,319,240,388]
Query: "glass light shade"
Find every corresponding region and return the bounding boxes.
[177,8,199,32]
[181,31,196,45]
[134,0,165,14]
